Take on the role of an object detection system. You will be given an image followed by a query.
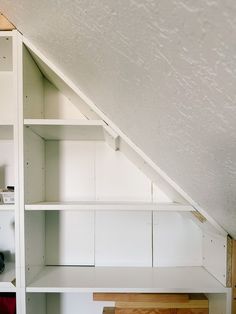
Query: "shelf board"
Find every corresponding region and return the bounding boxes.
[26,266,228,293]
[0,262,16,292]
[0,125,13,140]
[25,201,193,211]
[0,204,15,211]
[24,119,106,141]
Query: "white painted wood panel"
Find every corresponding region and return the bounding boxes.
[25,211,45,284]
[23,45,44,119]
[203,232,227,286]
[44,79,86,119]
[25,201,193,211]
[0,140,14,188]
[0,36,12,71]
[153,212,202,267]
[95,142,151,201]
[0,126,13,140]
[152,184,172,203]
[45,211,94,265]
[45,141,95,201]
[24,127,45,203]
[26,266,229,293]
[0,211,15,262]
[26,293,46,314]
[25,120,105,141]
[0,72,15,122]
[95,211,152,266]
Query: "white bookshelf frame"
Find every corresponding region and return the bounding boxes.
[0,29,232,314]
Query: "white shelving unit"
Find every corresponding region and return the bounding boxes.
[0,30,232,314]
[0,31,18,313]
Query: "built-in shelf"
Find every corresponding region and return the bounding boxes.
[0,204,15,211]
[26,266,228,293]
[0,262,16,292]
[25,201,193,211]
[24,119,106,141]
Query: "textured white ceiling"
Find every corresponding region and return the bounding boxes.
[1,0,236,237]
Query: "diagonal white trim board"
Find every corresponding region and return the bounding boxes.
[22,36,227,237]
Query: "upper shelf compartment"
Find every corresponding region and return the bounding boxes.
[23,45,94,120]
[0,36,12,71]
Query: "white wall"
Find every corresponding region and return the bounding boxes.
[2,1,236,237]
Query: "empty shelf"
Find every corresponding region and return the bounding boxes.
[25,201,193,211]
[26,266,228,293]
[24,119,106,141]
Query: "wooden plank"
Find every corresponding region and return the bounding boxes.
[115,309,173,314]
[176,310,208,314]
[94,294,189,303]
[0,13,15,31]
[232,300,236,314]
[103,308,115,314]
[191,211,206,223]
[115,309,208,314]
[115,300,208,309]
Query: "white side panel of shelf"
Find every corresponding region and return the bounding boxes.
[23,45,44,118]
[45,141,95,201]
[0,125,13,139]
[0,139,14,187]
[26,293,46,314]
[46,211,95,265]
[0,36,13,70]
[25,211,46,284]
[0,72,15,123]
[26,266,229,293]
[24,127,45,203]
[153,211,202,267]
[203,232,228,286]
[95,142,151,201]
[95,211,152,267]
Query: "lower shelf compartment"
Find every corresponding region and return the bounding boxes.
[26,266,228,293]
[0,263,16,292]
[26,292,230,314]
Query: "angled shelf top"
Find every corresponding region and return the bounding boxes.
[26,266,228,293]
[24,119,107,141]
[25,201,193,212]
[0,262,16,292]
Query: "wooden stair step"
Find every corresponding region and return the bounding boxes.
[115,310,208,314]
[94,293,189,303]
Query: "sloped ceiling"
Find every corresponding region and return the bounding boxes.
[1,0,236,237]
